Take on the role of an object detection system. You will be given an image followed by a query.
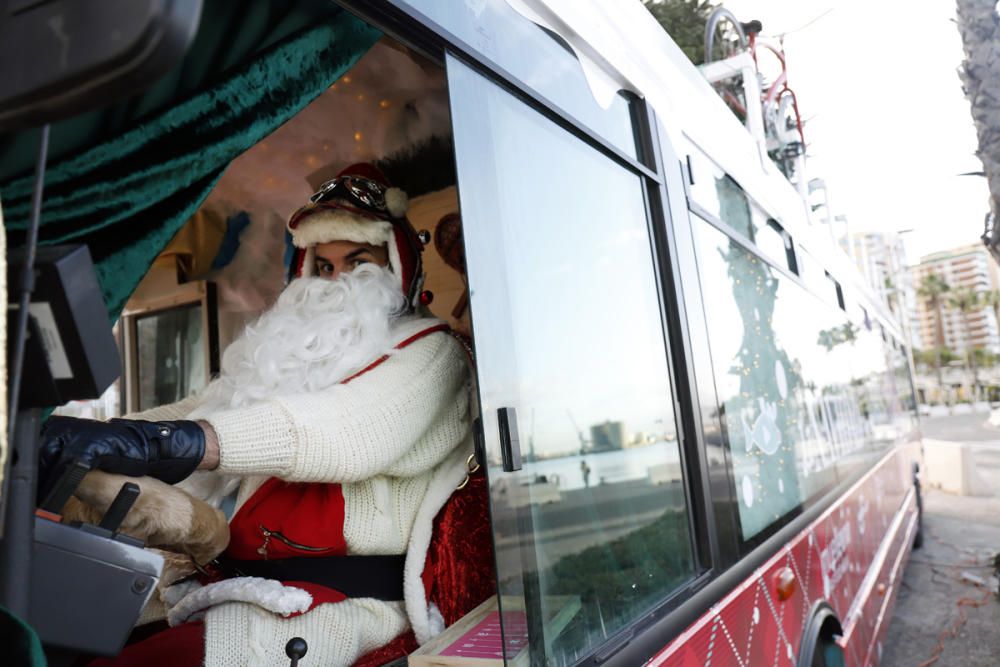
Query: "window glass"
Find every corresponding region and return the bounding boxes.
[403,0,636,158]
[822,271,845,310]
[688,152,753,238]
[756,218,796,273]
[796,246,828,293]
[692,220,889,542]
[449,56,694,663]
[894,345,917,435]
[834,325,893,481]
[135,304,206,410]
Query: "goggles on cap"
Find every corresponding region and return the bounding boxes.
[310,175,388,214]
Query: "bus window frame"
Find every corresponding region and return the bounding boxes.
[321,2,918,665]
[685,212,875,547]
[332,1,723,659]
[824,270,847,311]
[639,104,723,584]
[617,214,920,666]
[337,0,658,180]
[687,197,813,297]
[442,49,717,664]
[765,217,799,275]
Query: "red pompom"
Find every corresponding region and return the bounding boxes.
[419,290,434,305]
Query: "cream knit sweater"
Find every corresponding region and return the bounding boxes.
[131,326,474,666]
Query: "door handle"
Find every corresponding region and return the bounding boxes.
[498,407,522,472]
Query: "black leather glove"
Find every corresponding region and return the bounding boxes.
[39,416,206,487]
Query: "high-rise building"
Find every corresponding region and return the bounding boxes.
[845,232,918,346]
[846,232,908,307]
[909,243,1000,354]
[589,420,627,452]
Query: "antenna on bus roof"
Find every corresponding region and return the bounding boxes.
[774,8,834,39]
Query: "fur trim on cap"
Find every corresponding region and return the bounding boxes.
[290,209,394,249]
[166,577,312,626]
[385,188,409,218]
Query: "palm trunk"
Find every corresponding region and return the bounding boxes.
[972,351,980,399]
[934,299,945,394]
[963,309,979,400]
[957,0,1000,230]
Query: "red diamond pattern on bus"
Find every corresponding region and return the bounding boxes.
[647,446,917,667]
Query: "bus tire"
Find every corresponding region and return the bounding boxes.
[796,602,845,667]
[913,462,924,550]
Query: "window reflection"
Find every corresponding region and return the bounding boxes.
[693,220,901,541]
[894,346,917,435]
[689,151,754,239]
[449,59,693,662]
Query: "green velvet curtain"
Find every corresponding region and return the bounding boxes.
[0,606,45,667]
[0,2,382,319]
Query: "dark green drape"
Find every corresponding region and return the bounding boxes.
[0,4,381,319]
[0,606,45,667]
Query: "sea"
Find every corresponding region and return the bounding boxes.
[522,440,682,491]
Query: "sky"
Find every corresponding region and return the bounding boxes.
[722,0,990,264]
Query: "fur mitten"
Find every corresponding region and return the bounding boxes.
[61,470,230,585]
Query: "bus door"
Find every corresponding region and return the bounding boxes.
[433,5,703,661]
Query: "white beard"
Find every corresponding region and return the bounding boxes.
[180,264,407,506]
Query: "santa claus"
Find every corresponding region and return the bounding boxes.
[39,163,475,666]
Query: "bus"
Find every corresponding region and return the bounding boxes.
[0,1,921,665]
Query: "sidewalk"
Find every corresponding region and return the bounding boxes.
[881,442,1000,666]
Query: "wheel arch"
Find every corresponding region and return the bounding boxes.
[796,600,844,667]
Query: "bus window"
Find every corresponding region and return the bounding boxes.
[398,0,637,159]
[835,323,896,483]
[758,217,798,274]
[860,305,872,330]
[688,151,754,239]
[692,219,884,544]
[894,344,918,434]
[448,56,696,662]
[796,245,825,291]
[824,270,846,310]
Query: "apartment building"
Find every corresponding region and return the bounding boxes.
[909,243,1000,354]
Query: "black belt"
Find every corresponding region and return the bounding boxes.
[211,554,407,601]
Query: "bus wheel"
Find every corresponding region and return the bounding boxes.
[796,602,845,667]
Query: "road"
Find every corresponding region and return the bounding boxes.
[881,412,1000,666]
[919,411,1000,442]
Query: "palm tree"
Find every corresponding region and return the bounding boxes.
[918,273,951,394]
[982,289,1000,332]
[643,0,717,65]
[948,286,983,400]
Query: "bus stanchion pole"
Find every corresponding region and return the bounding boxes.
[0,123,50,616]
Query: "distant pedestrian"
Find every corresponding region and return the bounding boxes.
[581,459,591,488]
